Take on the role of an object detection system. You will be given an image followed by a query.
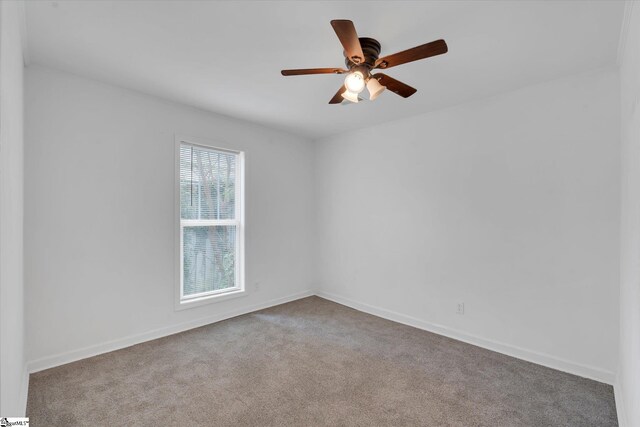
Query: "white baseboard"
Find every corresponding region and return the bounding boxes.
[316,291,615,385]
[26,288,615,388]
[27,290,313,374]
[614,379,628,427]
[19,364,29,415]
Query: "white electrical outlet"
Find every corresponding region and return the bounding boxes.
[254,281,260,291]
[457,302,465,315]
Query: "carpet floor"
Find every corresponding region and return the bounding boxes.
[27,296,617,426]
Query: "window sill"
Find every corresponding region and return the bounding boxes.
[175,288,248,311]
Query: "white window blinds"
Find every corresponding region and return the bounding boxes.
[179,144,242,300]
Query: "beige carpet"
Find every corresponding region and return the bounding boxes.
[27,296,617,426]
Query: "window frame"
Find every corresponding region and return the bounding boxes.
[174,135,246,310]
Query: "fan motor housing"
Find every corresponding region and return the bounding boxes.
[344,37,381,70]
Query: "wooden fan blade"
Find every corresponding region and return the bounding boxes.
[329,85,347,104]
[375,74,417,98]
[330,20,365,64]
[375,39,448,69]
[281,68,347,76]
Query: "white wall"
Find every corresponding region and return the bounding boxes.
[618,2,640,425]
[315,68,620,383]
[0,0,26,417]
[24,65,315,368]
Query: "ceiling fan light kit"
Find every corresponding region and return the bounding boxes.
[281,20,448,105]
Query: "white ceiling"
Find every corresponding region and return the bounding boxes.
[25,1,625,139]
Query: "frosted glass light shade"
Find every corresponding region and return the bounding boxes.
[344,71,365,93]
[367,77,386,100]
[341,90,359,103]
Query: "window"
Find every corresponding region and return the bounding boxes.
[176,138,244,308]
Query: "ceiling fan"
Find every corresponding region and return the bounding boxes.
[281,20,448,104]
